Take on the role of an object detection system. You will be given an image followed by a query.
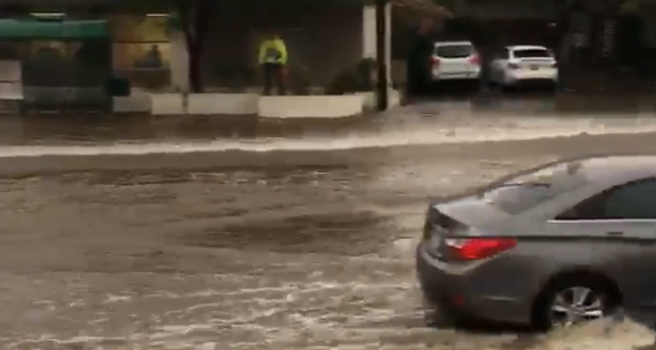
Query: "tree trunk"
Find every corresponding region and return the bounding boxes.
[183,23,203,93]
[187,42,203,93]
[179,0,212,93]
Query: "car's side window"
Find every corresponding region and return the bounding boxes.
[603,179,656,219]
[555,191,605,220]
[556,178,656,220]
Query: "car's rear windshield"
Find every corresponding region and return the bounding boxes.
[513,49,551,58]
[435,44,473,58]
[482,161,589,215]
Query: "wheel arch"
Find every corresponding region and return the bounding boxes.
[530,266,623,323]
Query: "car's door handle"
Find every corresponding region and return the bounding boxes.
[606,231,624,236]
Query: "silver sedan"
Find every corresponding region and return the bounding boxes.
[416,155,656,329]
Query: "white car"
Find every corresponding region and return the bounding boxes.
[490,45,558,87]
[430,41,480,82]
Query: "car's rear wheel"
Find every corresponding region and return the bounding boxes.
[533,277,618,330]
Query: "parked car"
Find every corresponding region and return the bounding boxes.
[416,155,656,329]
[430,41,480,82]
[489,45,558,88]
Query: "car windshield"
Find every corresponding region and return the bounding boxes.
[513,49,551,58]
[435,44,473,58]
[482,161,589,214]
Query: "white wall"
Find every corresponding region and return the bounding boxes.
[258,95,365,118]
[362,4,392,84]
[122,93,372,118]
[169,30,189,91]
[117,92,404,118]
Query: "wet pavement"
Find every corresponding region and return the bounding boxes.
[2,101,656,349]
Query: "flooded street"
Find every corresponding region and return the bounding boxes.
[1,108,656,349]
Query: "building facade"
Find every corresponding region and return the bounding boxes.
[0,0,445,95]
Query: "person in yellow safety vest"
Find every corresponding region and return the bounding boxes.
[258,30,288,95]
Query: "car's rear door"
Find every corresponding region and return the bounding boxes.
[552,177,656,312]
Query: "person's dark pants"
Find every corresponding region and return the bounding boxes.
[407,66,431,97]
[262,63,286,96]
[479,63,493,94]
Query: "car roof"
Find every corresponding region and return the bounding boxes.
[507,45,548,51]
[566,155,656,186]
[434,41,472,47]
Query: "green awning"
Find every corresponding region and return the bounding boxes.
[0,19,109,39]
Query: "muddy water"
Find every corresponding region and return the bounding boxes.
[1,133,656,349]
[1,94,655,147]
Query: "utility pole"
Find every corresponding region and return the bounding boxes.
[375,0,388,111]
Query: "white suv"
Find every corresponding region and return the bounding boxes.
[430,41,481,82]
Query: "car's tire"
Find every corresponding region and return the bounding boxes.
[532,275,619,331]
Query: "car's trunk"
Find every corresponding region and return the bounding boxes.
[423,197,511,260]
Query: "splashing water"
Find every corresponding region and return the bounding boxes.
[531,317,655,350]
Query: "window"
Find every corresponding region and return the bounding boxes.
[512,49,551,59]
[110,15,168,42]
[435,44,473,58]
[557,178,656,220]
[112,43,171,70]
[482,161,589,215]
[109,15,171,90]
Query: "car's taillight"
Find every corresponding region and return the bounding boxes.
[508,63,520,70]
[431,56,440,66]
[467,54,480,65]
[445,237,516,261]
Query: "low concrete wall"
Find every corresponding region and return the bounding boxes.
[117,92,382,118]
[187,93,259,115]
[149,93,259,115]
[258,95,365,119]
[151,93,184,115]
[113,92,151,113]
